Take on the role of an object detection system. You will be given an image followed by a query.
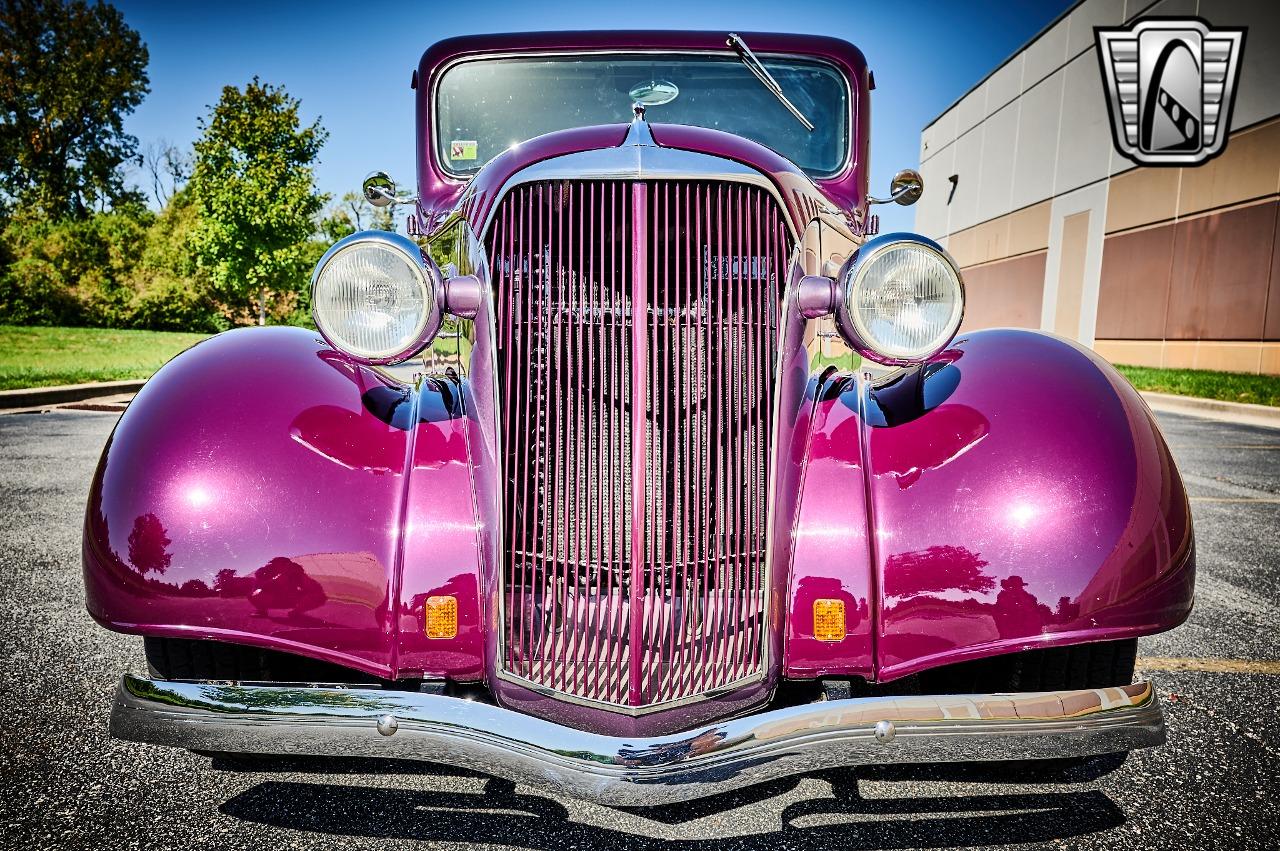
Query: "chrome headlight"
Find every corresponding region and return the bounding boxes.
[311,231,442,364]
[835,233,965,364]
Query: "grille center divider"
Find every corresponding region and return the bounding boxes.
[488,179,786,710]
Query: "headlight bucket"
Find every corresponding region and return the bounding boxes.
[311,230,444,365]
[834,233,965,365]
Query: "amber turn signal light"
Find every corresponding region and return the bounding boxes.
[425,595,458,639]
[813,598,846,642]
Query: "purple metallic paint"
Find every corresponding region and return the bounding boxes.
[783,329,1194,680]
[83,327,485,680]
[82,31,1195,738]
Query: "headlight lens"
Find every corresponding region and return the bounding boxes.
[842,238,964,363]
[312,233,438,363]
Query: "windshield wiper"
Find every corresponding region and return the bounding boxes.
[727,33,816,132]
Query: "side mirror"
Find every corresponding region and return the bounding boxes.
[869,169,924,207]
[363,171,414,208]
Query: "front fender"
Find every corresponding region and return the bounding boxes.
[784,329,1195,680]
[82,326,485,680]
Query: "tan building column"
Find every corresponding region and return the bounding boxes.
[1041,182,1109,346]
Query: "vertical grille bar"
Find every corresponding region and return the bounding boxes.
[492,178,785,710]
[627,183,648,706]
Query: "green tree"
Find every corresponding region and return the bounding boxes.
[0,205,150,326]
[127,187,226,333]
[0,0,150,218]
[188,78,327,325]
[319,190,396,242]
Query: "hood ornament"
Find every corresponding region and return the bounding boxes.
[624,101,656,147]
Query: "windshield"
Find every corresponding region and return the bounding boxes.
[435,54,849,178]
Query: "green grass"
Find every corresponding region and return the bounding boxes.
[4,325,1276,409]
[0,325,211,391]
[1114,363,1280,408]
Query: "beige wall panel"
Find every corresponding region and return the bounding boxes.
[1165,201,1279,340]
[949,124,986,232]
[914,139,955,240]
[1011,71,1064,210]
[921,107,957,165]
[1105,166,1181,233]
[985,54,1024,117]
[1053,53,1116,196]
[1159,341,1198,369]
[1161,341,1266,373]
[976,102,1021,225]
[1176,119,1280,218]
[1096,225,1175,339]
[1191,342,1265,373]
[1261,344,1280,375]
[1007,201,1052,255]
[947,225,978,268]
[1066,0,1126,56]
[955,84,988,136]
[1021,14,1069,89]
[1093,339,1164,368]
[958,252,1047,331]
[1095,340,1274,373]
[1206,0,1280,130]
[972,217,1010,266]
[1054,211,1091,338]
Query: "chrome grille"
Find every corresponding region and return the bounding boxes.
[490,178,787,709]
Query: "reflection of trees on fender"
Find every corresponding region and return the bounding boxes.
[127,513,171,575]
[883,545,991,599]
[127,677,412,715]
[883,545,1082,638]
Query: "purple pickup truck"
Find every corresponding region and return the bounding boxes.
[86,31,1194,806]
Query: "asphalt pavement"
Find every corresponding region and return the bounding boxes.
[1,407,1276,849]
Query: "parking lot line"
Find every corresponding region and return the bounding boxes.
[1136,657,1280,675]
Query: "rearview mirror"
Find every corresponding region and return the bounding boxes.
[869,169,924,207]
[363,171,400,208]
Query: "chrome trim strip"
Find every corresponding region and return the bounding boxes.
[112,675,1165,807]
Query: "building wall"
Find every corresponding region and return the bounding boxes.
[915,0,1280,373]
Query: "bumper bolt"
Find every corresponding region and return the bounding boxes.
[873,720,896,744]
[377,714,399,737]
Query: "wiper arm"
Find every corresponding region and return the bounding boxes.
[727,33,815,132]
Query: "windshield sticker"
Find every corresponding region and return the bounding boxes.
[450,140,478,160]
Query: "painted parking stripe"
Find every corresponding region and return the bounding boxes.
[1136,657,1280,675]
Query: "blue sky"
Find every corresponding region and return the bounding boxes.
[114,0,1074,234]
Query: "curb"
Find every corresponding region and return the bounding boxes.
[0,379,146,409]
[1141,390,1280,430]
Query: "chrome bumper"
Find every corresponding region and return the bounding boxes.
[111,674,1163,806]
